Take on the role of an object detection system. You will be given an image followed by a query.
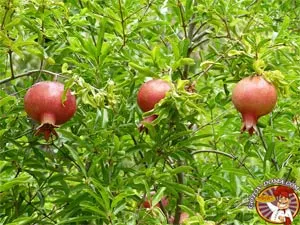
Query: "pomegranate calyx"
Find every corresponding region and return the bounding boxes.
[241,113,258,135]
[35,123,59,141]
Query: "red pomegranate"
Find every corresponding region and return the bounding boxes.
[138,115,158,132]
[142,191,169,209]
[232,76,277,134]
[137,79,171,112]
[168,212,189,224]
[24,81,76,141]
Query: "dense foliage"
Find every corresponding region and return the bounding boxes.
[1,0,300,224]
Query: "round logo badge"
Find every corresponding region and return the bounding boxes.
[255,185,299,224]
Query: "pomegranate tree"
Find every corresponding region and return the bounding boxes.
[24,81,76,141]
[137,79,171,112]
[232,76,277,134]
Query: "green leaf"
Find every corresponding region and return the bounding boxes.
[197,195,206,217]
[96,19,106,58]
[0,95,16,108]
[253,59,266,75]
[80,202,107,218]
[151,187,166,207]
[161,181,195,197]
[129,62,155,76]
[227,50,246,57]
[5,216,35,225]
[111,190,136,209]
[63,144,87,178]
[0,175,33,192]
[84,189,108,212]
[90,178,111,211]
[169,166,193,175]
[172,58,195,70]
[57,216,99,224]
[4,17,21,31]
[263,70,288,95]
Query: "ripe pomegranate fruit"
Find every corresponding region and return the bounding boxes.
[138,115,158,132]
[137,79,171,112]
[168,212,189,224]
[142,191,169,209]
[24,81,76,141]
[232,76,277,134]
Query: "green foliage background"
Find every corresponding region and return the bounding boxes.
[1,0,300,224]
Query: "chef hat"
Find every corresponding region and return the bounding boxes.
[273,185,294,198]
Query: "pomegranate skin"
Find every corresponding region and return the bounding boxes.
[142,192,169,209]
[232,76,277,134]
[24,81,76,140]
[168,212,189,224]
[138,115,158,132]
[137,79,171,112]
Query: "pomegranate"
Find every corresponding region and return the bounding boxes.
[24,81,76,141]
[138,115,158,132]
[142,191,169,209]
[137,79,171,112]
[168,212,189,224]
[232,76,277,134]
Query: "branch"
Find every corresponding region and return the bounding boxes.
[0,69,63,85]
[193,55,224,79]
[0,0,11,30]
[118,0,126,48]
[8,49,14,79]
[174,161,184,225]
[192,45,234,80]
[192,21,208,38]
[192,29,211,43]
[257,127,280,171]
[182,1,198,80]
[191,149,236,159]
[190,38,209,52]
[78,0,97,46]
[177,0,188,39]
[215,12,231,39]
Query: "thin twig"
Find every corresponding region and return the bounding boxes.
[177,0,188,39]
[174,161,184,225]
[192,45,234,80]
[137,0,155,23]
[192,21,208,38]
[24,198,57,223]
[182,1,198,80]
[210,109,221,166]
[0,70,66,85]
[257,127,280,171]
[0,0,11,30]
[191,149,236,159]
[78,0,97,46]
[39,0,45,73]
[193,54,224,80]
[8,49,14,78]
[190,38,209,51]
[215,12,231,39]
[192,29,211,43]
[118,0,126,48]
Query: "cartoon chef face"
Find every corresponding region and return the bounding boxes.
[277,196,290,210]
[273,185,295,210]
